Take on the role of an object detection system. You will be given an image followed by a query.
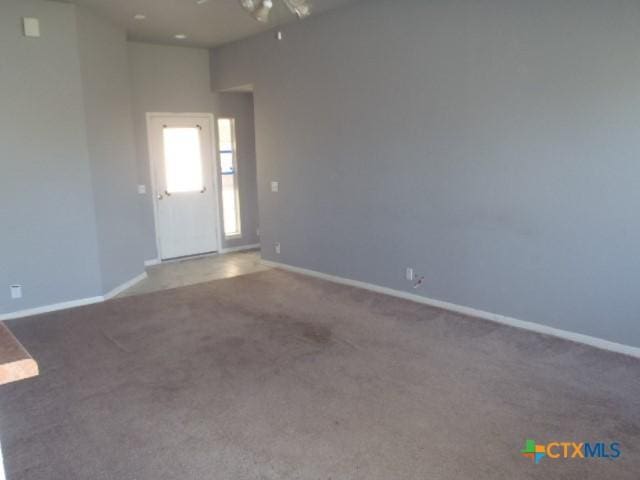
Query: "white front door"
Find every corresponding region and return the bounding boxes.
[148,114,220,260]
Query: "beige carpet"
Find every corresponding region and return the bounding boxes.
[0,269,638,479]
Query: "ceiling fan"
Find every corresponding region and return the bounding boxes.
[239,0,312,23]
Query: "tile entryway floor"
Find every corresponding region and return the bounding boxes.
[119,249,269,298]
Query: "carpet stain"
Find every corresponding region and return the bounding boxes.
[297,322,332,345]
[251,311,334,348]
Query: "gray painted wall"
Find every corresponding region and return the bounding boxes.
[0,0,146,314]
[128,42,259,260]
[0,0,102,313]
[211,0,640,347]
[77,7,146,293]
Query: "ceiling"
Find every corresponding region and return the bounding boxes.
[62,0,359,48]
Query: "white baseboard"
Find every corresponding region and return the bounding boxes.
[220,243,260,254]
[144,258,161,267]
[0,271,148,322]
[261,260,640,359]
[103,272,148,300]
[0,296,104,322]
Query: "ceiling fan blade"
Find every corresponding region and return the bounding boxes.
[239,0,310,23]
[239,0,259,12]
[282,0,312,18]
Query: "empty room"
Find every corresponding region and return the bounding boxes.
[0,0,638,479]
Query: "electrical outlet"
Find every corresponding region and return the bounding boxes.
[10,285,22,299]
[137,184,147,194]
[406,267,414,281]
[275,242,281,254]
[271,181,279,193]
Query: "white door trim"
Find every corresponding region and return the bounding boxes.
[146,112,223,260]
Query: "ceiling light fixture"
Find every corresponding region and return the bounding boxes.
[253,0,273,23]
[133,14,146,20]
[174,34,188,40]
[239,0,312,23]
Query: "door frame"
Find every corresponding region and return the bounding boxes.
[146,112,223,261]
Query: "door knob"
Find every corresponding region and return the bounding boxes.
[200,186,207,193]
[157,193,163,200]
